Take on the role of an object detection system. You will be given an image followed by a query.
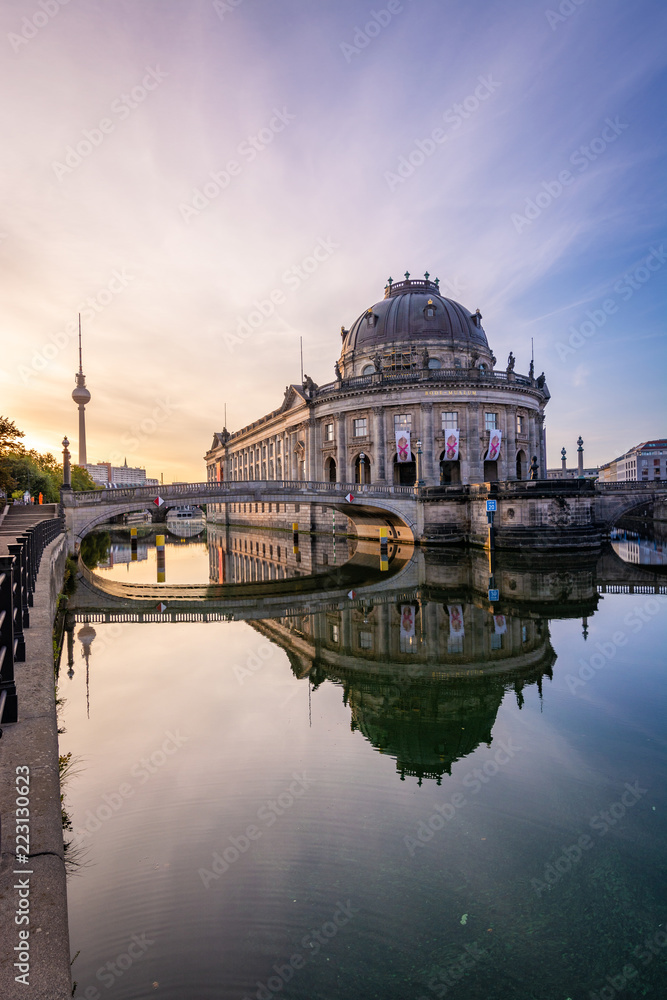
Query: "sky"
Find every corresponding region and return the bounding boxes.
[0,0,665,482]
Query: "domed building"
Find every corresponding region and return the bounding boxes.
[206,273,550,488]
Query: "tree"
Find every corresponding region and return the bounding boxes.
[0,415,24,452]
[0,417,99,500]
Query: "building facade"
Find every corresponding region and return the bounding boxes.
[205,274,551,490]
[599,440,667,482]
[84,459,159,488]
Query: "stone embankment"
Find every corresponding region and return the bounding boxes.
[0,503,72,1000]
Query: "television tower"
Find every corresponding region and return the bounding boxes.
[71,314,91,466]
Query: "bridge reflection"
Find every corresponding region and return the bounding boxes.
[69,525,666,784]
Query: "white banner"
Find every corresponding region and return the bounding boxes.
[395,428,411,463]
[486,428,502,461]
[443,428,460,462]
[447,604,465,638]
[493,614,507,635]
[400,605,416,638]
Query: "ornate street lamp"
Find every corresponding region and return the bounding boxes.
[415,439,424,490]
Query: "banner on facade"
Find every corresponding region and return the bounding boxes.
[493,614,507,635]
[447,604,465,638]
[400,605,416,639]
[486,428,502,461]
[443,428,460,461]
[395,428,411,463]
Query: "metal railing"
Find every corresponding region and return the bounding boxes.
[0,514,64,731]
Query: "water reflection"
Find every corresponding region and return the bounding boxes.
[63,520,667,999]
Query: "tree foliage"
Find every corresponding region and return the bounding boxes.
[0,415,98,501]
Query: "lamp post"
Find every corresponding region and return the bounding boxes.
[577,436,584,479]
[561,447,567,476]
[62,437,72,491]
[359,452,366,485]
[414,439,424,492]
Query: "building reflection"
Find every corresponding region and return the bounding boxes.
[205,524,600,784]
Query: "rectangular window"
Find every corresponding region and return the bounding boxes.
[485,412,497,431]
[394,413,412,430]
[491,634,503,651]
[324,423,334,442]
[516,414,525,435]
[358,631,373,650]
[353,418,367,437]
[441,411,458,430]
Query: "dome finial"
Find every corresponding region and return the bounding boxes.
[404,270,410,281]
[387,276,393,287]
[434,277,439,288]
[424,271,430,281]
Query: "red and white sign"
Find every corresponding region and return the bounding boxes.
[486,429,502,461]
[400,605,416,639]
[493,614,507,635]
[395,428,411,462]
[447,604,465,638]
[443,428,460,461]
[345,493,354,503]
[156,602,167,612]
[153,496,164,507]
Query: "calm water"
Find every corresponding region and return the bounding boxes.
[61,525,667,1000]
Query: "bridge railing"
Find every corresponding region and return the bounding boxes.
[63,480,419,504]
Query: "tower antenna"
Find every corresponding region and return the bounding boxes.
[78,313,83,373]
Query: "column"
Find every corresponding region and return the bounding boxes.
[372,407,386,483]
[467,403,482,483]
[420,402,434,483]
[308,418,317,482]
[336,413,347,483]
[540,414,547,479]
[506,405,517,481]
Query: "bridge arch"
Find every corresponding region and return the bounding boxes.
[61,481,418,551]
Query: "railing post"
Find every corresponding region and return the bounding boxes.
[0,556,18,725]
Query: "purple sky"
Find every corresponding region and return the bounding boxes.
[1,0,665,480]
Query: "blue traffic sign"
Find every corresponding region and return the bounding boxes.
[486,499,497,512]
[488,589,500,602]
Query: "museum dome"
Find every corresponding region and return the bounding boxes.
[342,274,490,355]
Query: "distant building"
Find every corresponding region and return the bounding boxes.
[84,459,158,488]
[599,439,667,482]
[546,466,598,480]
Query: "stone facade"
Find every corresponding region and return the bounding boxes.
[205,275,550,493]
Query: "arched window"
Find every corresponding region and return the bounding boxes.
[427,358,442,369]
[361,364,375,376]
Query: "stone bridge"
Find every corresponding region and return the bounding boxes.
[60,478,667,551]
[61,480,420,550]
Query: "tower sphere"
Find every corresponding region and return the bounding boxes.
[72,385,91,405]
